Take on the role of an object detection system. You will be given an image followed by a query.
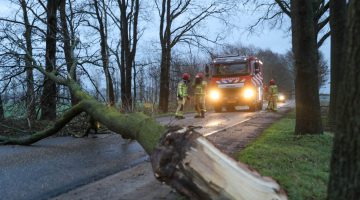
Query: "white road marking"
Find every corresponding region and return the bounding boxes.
[203,118,252,137]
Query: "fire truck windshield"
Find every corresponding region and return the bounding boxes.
[214,63,248,76]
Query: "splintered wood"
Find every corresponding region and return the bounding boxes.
[151,127,287,200]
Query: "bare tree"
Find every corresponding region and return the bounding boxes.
[248,0,324,134]
[156,0,237,112]
[19,0,36,121]
[0,0,40,121]
[93,0,116,106]
[118,0,139,110]
[59,0,79,106]
[40,0,59,120]
[317,51,329,89]
[291,0,323,135]
[248,0,330,48]
[328,0,360,199]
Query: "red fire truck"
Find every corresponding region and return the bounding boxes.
[205,55,264,112]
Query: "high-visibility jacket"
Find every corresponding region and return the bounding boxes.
[194,81,207,95]
[269,85,278,97]
[177,81,188,98]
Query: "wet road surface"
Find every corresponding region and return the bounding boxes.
[0,135,147,200]
[156,106,268,136]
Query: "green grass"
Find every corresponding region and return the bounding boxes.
[237,112,333,200]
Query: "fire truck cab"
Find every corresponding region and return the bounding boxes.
[206,55,264,112]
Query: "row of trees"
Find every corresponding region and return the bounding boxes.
[1,0,313,121]
[0,0,240,121]
[0,0,331,123]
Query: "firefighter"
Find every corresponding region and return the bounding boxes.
[193,72,207,118]
[267,79,278,111]
[175,73,191,119]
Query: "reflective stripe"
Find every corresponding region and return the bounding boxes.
[269,85,278,96]
[177,82,188,97]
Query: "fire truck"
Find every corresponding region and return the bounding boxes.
[205,55,264,112]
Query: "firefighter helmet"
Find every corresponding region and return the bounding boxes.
[182,73,190,81]
[195,72,204,79]
[269,79,276,85]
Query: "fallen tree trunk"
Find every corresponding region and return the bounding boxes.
[152,127,287,200]
[0,79,287,200]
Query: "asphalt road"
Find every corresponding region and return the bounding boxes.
[156,106,260,136]
[0,102,288,200]
[0,135,147,200]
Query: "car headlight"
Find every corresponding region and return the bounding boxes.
[278,94,285,101]
[243,88,255,99]
[209,90,220,101]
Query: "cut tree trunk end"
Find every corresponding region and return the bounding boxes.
[151,127,288,200]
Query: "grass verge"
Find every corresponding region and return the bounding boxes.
[237,112,333,200]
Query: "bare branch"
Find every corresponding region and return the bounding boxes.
[274,0,291,17]
[317,30,330,48]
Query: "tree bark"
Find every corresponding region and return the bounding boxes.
[291,0,323,135]
[159,48,170,113]
[328,0,347,130]
[0,94,4,121]
[328,1,360,199]
[59,0,79,106]
[94,0,115,106]
[20,0,36,121]
[40,0,58,120]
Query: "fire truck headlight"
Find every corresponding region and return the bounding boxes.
[278,94,285,101]
[243,88,255,99]
[209,90,220,101]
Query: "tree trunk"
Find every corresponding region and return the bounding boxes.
[20,0,36,121]
[59,0,78,106]
[118,0,139,111]
[0,94,4,121]
[0,79,288,200]
[328,0,347,130]
[94,0,115,106]
[158,0,171,113]
[291,0,323,135]
[133,62,137,108]
[328,1,360,199]
[112,44,126,108]
[40,0,58,120]
[152,127,287,200]
[158,48,170,113]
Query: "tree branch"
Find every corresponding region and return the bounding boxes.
[317,30,330,48]
[274,0,291,17]
[317,16,329,34]
[0,102,84,145]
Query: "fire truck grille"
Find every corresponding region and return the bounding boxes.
[221,88,241,97]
